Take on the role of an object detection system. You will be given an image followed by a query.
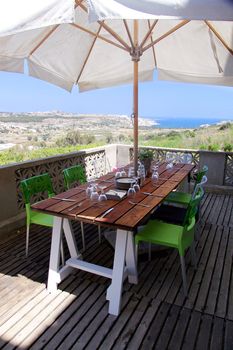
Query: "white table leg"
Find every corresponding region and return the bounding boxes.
[63,218,81,259]
[125,231,138,284]
[108,229,128,316]
[47,216,63,293]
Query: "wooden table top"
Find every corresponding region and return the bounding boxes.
[32,162,195,231]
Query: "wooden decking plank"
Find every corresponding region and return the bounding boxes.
[20,279,93,349]
[208,195,225,225]
[181,310,202,350]
[223,196,233,227]
[85,292,133,350]
[202,193,216,224]
[217,195,231,226]
[98,296,142,350]
[126,298,161,350]
[154,304,181,350]
[205,225,229,315]
[133,249,174,297]
[29,280,99,350]
[0,275,76,348]
[184,224,217,310]
[195,226,223,313]
[228,197,233,227]
[167,307,191,350]
[216,228,233,319]
[195,314,213,350]
[139,302,171,349]
[209,316,224,350]
[55,286,108,350]
[111,297,151,349]
[224,320,233,350]
[43,284,106,350]
[226,229,233,321]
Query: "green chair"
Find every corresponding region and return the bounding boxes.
[135,187,204,296]
[62,165,102,250]
[63,164,86,189]
[165,165,208,206]
[20,173,64,263]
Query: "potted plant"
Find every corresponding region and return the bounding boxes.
[139,148,154,176]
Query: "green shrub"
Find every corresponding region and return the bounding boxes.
[223,143,233,152]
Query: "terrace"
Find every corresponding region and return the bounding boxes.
[0,144,232,349]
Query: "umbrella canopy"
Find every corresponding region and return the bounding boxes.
[0,0,232,171]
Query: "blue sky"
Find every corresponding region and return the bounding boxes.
[0,70,232,121]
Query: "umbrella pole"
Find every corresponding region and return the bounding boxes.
[133,20,139,175]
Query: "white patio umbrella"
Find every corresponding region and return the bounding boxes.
[0,0,232,171]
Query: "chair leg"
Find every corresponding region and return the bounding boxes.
[180,255,188,297]
[26,225,30,257]
[190,243,197,270]
[80,222,86,251]
[98,225,101,244]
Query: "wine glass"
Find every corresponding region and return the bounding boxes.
[151,165,159,185]
[133,178,140,193]
[127,183,136,198]
[120,168,127,177]
[128,166,135,177]
[90,187,99,202]
[166,152,174,169]
[98,186,107,202]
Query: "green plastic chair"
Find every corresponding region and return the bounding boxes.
[20,173,64,263]
[62,165,102,250]
[63,165,86,189]
[135,187,204,296]
[165,165,208,206]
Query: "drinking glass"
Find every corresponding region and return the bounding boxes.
[120,168,127,177]
[98,186,107,202]
[128,166,135,177]
[90,188,99,202]
[151,166,159,185]
[133,179,140,193]
[127,183,136,198]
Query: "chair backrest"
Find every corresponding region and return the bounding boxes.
[192,175,208,199]
[20,173,54,205]
[195,165,208,186]
[184,186,204,227]
[63,165,86,189]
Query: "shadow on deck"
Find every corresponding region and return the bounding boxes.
[0,193,232,349]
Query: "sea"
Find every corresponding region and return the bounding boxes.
[144,117,233,129]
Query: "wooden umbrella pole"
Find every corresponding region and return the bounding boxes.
[133,20,139,175]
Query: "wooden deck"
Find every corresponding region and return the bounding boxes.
[0,193,232,349]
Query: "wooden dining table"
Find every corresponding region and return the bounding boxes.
[32,162,194,316]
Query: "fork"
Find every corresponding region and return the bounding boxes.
[129,201,151,208]
[67,202,83,211]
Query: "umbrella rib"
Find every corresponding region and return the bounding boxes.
[80,2,131,52]
[140,20,158,49]
[75,23,103,84]
[205,21,233,56]
[29,25,60,56]
[123,20,134,48]
[142,20,190,53]
[148,20,157,68]
[71,23,128,51]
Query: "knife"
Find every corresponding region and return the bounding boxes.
[52,197,76,202]
[100,207,114,218]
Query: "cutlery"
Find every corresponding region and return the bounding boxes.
[129,201,151,208]
[52,197,76,202]
[100,207,114,218]
[142,192,156,196]
[67,202,83,211]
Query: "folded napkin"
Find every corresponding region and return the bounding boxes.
[105,189,127,200]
